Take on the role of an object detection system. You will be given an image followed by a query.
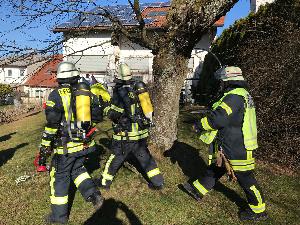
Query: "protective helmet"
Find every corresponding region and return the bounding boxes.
[117,63,132,80]
[214,66,244,81]
[56,61,80,79]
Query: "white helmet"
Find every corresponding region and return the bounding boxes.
[214,66,244,81]
[117,63,132,80]
[57,61,80,79]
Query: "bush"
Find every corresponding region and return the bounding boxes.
[0,83,13,103]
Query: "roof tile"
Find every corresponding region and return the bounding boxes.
[24,55,62,88]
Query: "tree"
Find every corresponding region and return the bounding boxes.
[0,84,13,101]
[3,0,238,152]
[116,0,239,151]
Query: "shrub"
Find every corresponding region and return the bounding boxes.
[196,0,300,170]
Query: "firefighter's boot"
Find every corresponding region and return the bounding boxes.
[148,183,164,190]
[87,192,104,211]
[44,214,68,225]
[181,182,202,201]
[94,177,111,190]
[238,208,268,221]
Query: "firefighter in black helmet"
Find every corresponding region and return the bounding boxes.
[181,66,268,221]
[97,63,164,190]
[38,61,104,224]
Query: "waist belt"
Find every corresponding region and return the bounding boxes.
[113,129,149,141]
[54,140,95,154]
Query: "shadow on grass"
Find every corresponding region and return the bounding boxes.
[98,137,111,150]
[164,140,247,210]
[164,140,207,181]
[214,182,248,210]
[24,110,41,118]
[84,198,142,225]
[0,142,28,167]
[0,132,16,142]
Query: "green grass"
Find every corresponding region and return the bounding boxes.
[0,104,14,110]
[0,111,299,224]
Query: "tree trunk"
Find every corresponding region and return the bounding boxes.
[150,47,189,151]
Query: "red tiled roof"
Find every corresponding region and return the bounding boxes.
[214,16,225,27]
[24,55,63,88]
[142,6,225,28]
[142,7,169,28]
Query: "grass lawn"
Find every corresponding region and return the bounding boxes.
[0,111,299,225]
[0,104,14,110]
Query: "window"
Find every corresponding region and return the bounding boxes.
[35,90,43,98]
[20,69,25,76]
[7,70,12,77]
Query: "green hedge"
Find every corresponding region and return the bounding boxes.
[196,0,300,170]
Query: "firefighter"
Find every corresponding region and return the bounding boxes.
[97,63,164,190]
[181,66,268,221]
[90,75,111,116]
[38,61,104,224]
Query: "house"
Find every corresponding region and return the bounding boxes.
[251,0,275,12]
[22,55,62,103]
[0,58,27,86]
[0,55,48,88]
[53,1,225,101]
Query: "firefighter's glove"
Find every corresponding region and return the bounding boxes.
[192,121,202,133]
[39,145,52,162]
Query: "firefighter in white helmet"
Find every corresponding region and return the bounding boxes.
[97,63,164,190]
[37,61,104,224]
[181,66,268,221]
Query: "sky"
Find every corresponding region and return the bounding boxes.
[217,0,250,36]
[0,0,250,56]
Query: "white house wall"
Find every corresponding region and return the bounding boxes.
[64,31,114,55]
[0,67,27,85]
[23,86,53,100]
[251,0,275,12]
[62,30,214,85]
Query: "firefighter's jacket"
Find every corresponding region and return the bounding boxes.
[107,80,149,141]
[41,84,103,155]
[198,87,258,171]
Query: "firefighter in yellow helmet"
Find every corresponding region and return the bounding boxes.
[37,61,104,224]
[181,66,268,221]
[96,63,164,190]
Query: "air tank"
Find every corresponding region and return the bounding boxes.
[75,82,91,131]
[135,81,153,120]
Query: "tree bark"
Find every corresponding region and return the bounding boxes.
[150,46,189,151]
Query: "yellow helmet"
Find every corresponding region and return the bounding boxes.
[117,63,132,80]
[57,61,80,79]
[214,66,244,81]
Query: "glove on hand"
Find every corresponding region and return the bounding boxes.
[39,145,52,165]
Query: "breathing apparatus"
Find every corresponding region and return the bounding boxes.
[74,82,92,141]
[134,81,154,123]
[56,62,93,143]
